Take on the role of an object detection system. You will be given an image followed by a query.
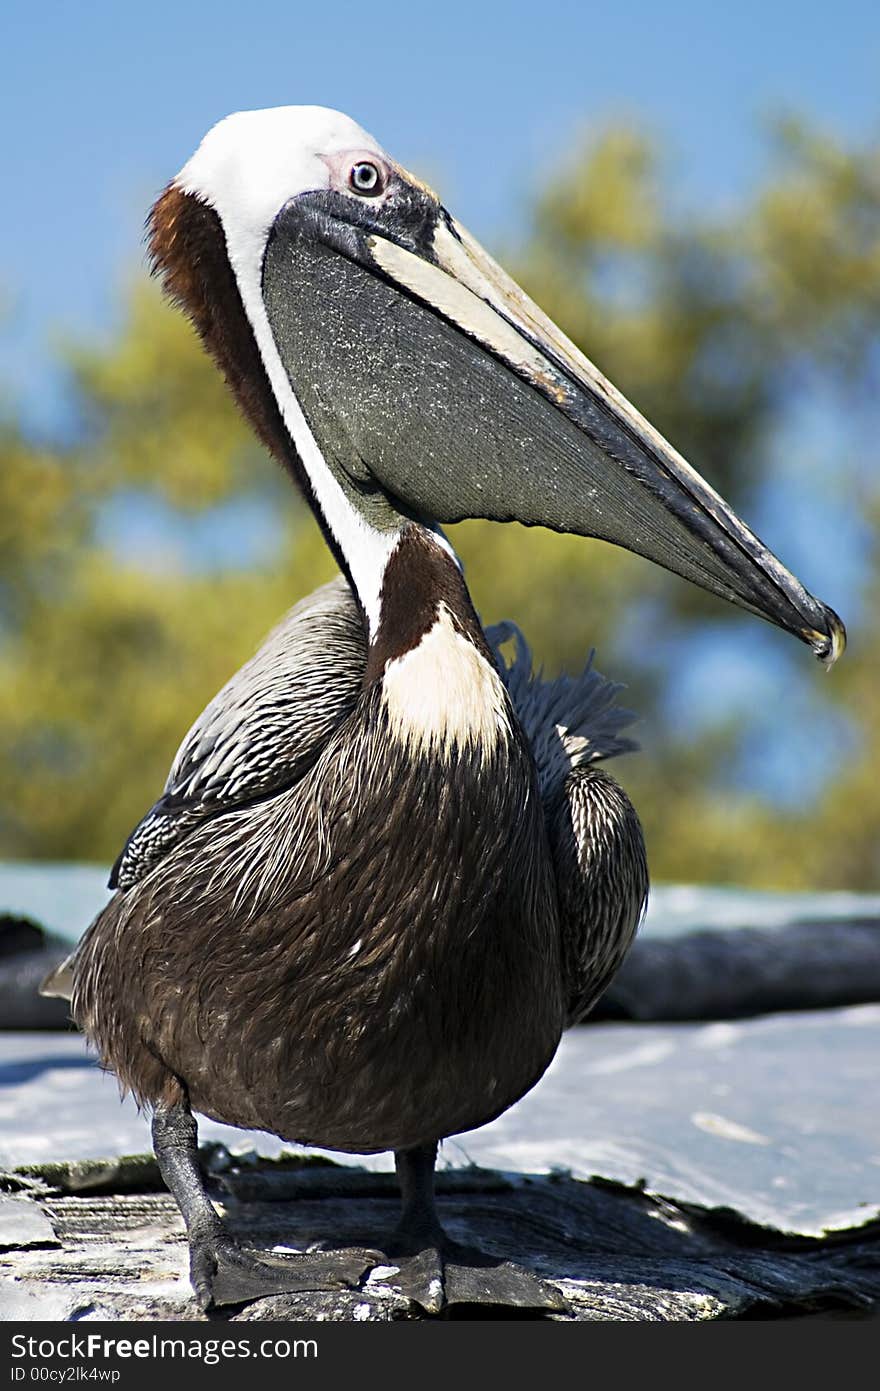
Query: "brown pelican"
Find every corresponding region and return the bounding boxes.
[44,106,844,1315]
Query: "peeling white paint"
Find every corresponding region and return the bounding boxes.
[691,1113,771,1146]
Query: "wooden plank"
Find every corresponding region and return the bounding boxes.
[2,1157,878,1321]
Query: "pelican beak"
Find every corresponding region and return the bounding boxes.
[262,185,845,666]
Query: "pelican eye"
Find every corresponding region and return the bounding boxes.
[349,161,382,196]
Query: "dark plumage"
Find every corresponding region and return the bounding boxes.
[49,557,645,1316]
[52,535,646,1308]
[66,559,646,1152]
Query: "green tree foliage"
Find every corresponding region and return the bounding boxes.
[1,118,878,887]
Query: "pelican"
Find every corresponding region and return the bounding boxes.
[44,106,844,1315]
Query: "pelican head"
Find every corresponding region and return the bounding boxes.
[149,105,845,664]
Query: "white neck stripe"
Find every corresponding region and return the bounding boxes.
[183,183,397,636]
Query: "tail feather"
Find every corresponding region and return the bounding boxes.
[40,952,75,1001]
[486,620,640,798]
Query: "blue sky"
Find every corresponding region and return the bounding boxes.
[3,0,877,425]
[3,0,876,809]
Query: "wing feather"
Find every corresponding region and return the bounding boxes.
[110,575,366,889]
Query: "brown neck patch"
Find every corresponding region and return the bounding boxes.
[147,185,360,595]
[365,526,492,683]
[148,186,290,463]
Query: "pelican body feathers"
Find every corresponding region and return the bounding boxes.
[71,546,647,1154]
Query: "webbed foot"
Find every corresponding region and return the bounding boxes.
[190,1231,378,1311]
[386,1237,568,1316]
[388,1144,568,1316]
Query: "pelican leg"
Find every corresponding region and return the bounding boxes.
[389,1143,568,1316]
[151,1097,374,1310]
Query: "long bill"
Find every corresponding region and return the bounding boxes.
[262,194,846,667]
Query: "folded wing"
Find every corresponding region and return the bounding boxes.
[110,576,366,890]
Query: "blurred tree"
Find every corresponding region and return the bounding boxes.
[0,117,877,887]
[506,115,880,888]
[795,497,880,888]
